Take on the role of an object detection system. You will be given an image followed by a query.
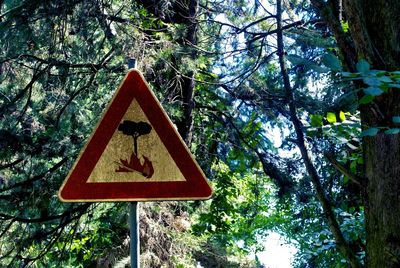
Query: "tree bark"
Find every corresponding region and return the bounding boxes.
[347,1,400,266]
[177,0,199,146]
[312,0,400,266]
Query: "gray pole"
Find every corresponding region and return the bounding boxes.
[129,202,140,268]
[128,58,140,268]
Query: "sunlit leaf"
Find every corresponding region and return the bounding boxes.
[339,111,346,121]
[326,112,337,123]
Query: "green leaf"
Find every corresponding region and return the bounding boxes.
[326,112,337,123]
[287,55,328,72]
[388,83,400,88]
[378,76,392,83]
[356,59,370,74]
[310,64,329,73]
[392,116,400,123]
[310,114,323,127]
[363,87,384,96]
[339,111,346,121]
[361,127,379,137]
[363,77,382,87]
[342,72,357,77]
[385,128,400,134]
[341,21,349,33]
[209,72,218,79]
[198,62,207,69]
[359,95,374,104]
[286,54,308,66]
[322,53,342,71]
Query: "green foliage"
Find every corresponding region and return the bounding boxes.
[359,95,374,104]
[392,116,400,124]
[361,128,379,137]
[194,162,274,254]
[2,0,385,267]
[344,60,400,105]
[356,59,370,74]
[385,128,400,134]
[363,87,384,96]
[287,54,329,73]
[310,114,323,127]
[322,53,342,72]
[341,21,349,33]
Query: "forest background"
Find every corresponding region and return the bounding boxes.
[1,0,400,267]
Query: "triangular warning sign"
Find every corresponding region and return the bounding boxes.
[58,70,212,202]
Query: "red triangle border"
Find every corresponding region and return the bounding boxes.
[59,70,212,202]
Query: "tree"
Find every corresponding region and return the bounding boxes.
[309,1,400,266]
[0,0,256,266]
[189,0,365,265]
[3,0,399,267]
[118,120,152,155]
[195,0,400,266]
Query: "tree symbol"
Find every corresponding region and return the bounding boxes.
[118,120,152,155]
[115,120,154,178]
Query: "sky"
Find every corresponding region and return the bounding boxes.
[258,232,297,268]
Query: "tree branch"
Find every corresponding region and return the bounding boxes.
[0,65,48,115]
[0,157,68,193]
[237,15,276,33]
[6,53,119,71]
[55,72,97,127]
[0,204,89,223]
[0,158,23,170]
[276,1,361,267]
[324,152,364,187]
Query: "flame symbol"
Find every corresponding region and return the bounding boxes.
[116,153,154,178]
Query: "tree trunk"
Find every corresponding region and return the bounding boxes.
[314,0,400,266]
[364,134,400,267]
[344,1,400,266]
[177,0,199,146]
[136,0,198,146]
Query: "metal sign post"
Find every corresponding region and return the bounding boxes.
[128,58,139,268]
[129,201,140,268]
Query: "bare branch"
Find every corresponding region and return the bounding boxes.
[0,158,23,170]
[0,157,68,193]
[276,0,361,267]
[324,152,364,187]
[0,204,89,224]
